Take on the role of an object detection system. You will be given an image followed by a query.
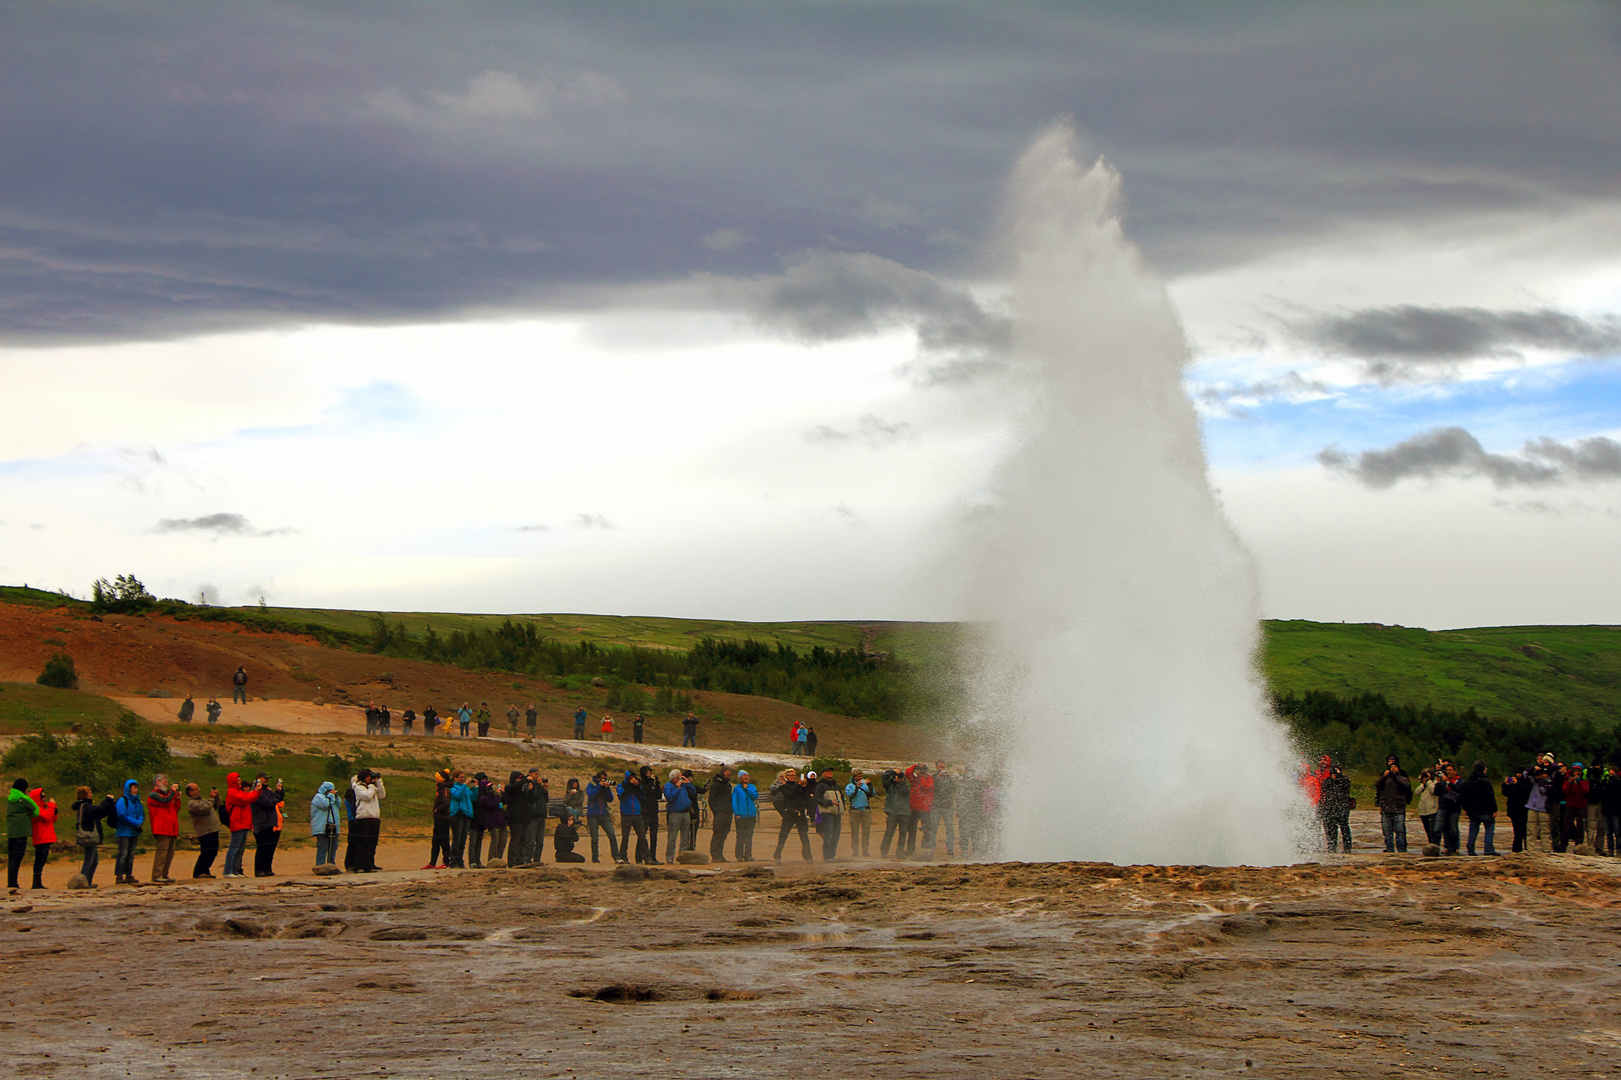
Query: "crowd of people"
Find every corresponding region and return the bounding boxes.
[1304,752,1621,858]
[6,759,1004,889]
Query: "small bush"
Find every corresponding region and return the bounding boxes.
[271,747,293,756]
[199,751,219,767]
[809,756,852,774]
[241,750,263,764]
[323,754,351,780]
[36,653,79,690]
[1,711,170,791]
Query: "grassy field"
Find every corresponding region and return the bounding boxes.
[0,682,131,734]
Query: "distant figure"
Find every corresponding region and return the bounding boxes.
[176,694,195,723]
[378,704,391,737]
[681,712,699,748]
[457,702,472,737]
[364,703,378,736]
[804,725,818,757]
[475,702,491,738]
[422,705,439,737]
[795,723,808,756]
[525,703,538,741]
[400,707,415,735]
[632,712,644,744]
[231,666,248,704]
[1318,761,1353,853]
[600,714,614,742]
[506,704,520,737]
[205,698,222,725]
[573,707,587,740]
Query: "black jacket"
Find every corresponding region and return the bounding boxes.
[776,780,815,815]
[707,776,733,815]
[505,778,532,825]
[251,786,284,833]
[1501,771,1532,810]
[1459,773,1498,817]
[1373,769,1411,813]
[1318,772,1352,814]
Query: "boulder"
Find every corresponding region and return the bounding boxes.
[590,677,606,688]
[65,874,91,890]
[612,864,650,881]
[313,864,342,876]
[675,851,711,865]
[1420,844,1441,857]
[485,859,507,869]
[1573,844,1596,856]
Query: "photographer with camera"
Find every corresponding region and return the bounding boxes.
[662,769,695,864]
[617,770,650,864]
[584,771,624,864]
[902,763,935,859]
[769,768,814,862]
[708,767,734,862]
[731,770,758,861]
[1501,764,1531,853]
[1318,759,1352,852]
[845,770,874,857]
[879,767,910,858]
[1525,754,1556,853]
[1374,755,1411,853]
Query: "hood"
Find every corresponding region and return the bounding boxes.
[122,778,139,796]
[28,787,45,807]
[227,771,241,788]
[624,770,637,783]
[318,781,335,795]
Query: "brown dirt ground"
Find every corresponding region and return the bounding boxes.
[0,600,930,761]
[2,852,1618,1079]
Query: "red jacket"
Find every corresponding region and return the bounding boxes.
[28,788,57,845]
[147,786,182,837]
[224,773,257,831]
[907,766,935,813]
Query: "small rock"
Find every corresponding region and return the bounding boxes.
[5,903,33,915]
[312,864,342,876]
[590,677,606,688]
[612,864,650,881]
[1573,844,1596,856]
[65,875,91,890]
[675,851,710,865]
[1421,844,1441,857]
[485,859,507,869]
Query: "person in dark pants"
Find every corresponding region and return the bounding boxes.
[553,812,585,862]
[1374,755,1411,853]
[1318,762,1353,852]
[525,703,538,742]
[707,767,734,862]
[681,712,699,747]
[109,778,145,884]
[683,770,702,851]
[231,666,248,704]
[573,707,587,740]
[7,779,40,890]
[879,768,910,858]
[349,770,387,872]
[638,765,661,863]
[632,713,644,744]
[185,783,221,878]
[427,770,453,869]
[469,772,494,868]
[505,771,532,866]
[584,771,622,863]
[770,769,814,862]
[446,771,474,869]
[617,771,650,863]
[526,770,549,863]
[251,773,284,877]
[1459,761,1499,855]
[1501,766,1531,853]
[26,786,56,889]
[1434,765,1463,855]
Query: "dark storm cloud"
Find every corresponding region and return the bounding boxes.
[152,513,295,537]
[1319,427,1621,489]
[1,2,1617,340]
[1298,305,1621,381]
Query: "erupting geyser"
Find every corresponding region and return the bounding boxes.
[968,127,1307,865]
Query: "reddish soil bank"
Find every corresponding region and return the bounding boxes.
[0,854,1616,1079]
[0,600,928,760]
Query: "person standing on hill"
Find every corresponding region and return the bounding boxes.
[845,770,874,857]
[457,702,473,737]
[423,704,439,737]
[27,786,56,889]
[805,726,818,757]
[7,779,40,890]
[707,767,734,862]
[206,698,222,724]
[879,768,910,858]
[788,721,801,755]
[378,704,391,736]
[232,666,249,704]
[681,712,699,748]
[506,704,520,738]
[109,778,145,884]
[401,707,415,735]
[573,707,587,740]
[525,703,538,742]
[1374,755,1413,849]
[146,775,182,883]
[794,723,808,757]
[731,770,758,861]
[185,783,220,879]
[251,773,284,877]
[350,769,386,872]
[600,714,615,742]
[1318,761,1353,852]
[632,712,644,744]
[177,695,195,723]
[476,703,492,738]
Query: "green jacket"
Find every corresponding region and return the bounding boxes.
[6,788,41,841]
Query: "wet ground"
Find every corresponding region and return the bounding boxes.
[2,854,1618,1079]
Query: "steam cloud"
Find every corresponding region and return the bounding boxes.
[1320,427,1621,488]
[962,126,1306,866]
[804,414,917,447]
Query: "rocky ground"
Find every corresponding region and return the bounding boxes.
[2,853,1618,1079]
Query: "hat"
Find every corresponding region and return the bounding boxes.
[474,772,487,782]
[806,771,818,779]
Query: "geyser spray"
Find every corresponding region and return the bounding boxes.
[965,126,1309,866]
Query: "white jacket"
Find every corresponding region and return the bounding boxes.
[352,776,387,820]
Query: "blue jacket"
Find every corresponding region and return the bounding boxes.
[585,780,614,818]
[310,782,341,836]
[449,781,475,819]
[663,780,694,813]
[112,779,145,837]
[617,773,645,816]
[731,782,759,818]
[457,706,473,726]
[845,779,874,810]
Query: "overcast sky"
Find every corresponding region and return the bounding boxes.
[3,2,1619,628]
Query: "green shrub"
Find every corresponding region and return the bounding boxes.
[1,710,170,791]
[809,755,851,774]
[241,750,263,764]
[323,754,351,780]
[199,750,219,767]
[36,653,78,690]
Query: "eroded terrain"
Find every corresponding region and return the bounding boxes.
[3,855,1618,1078]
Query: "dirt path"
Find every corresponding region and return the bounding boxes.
[2,853,1617,1078]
